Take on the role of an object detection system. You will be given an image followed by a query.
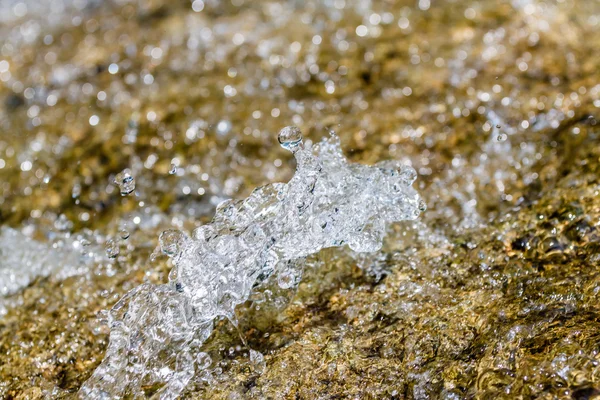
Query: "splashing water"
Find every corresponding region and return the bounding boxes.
[79,128,424,399]
[0,227,86,316]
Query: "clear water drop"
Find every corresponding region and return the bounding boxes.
[497,133,507,142]
[113,169,136,196]
[278,126,303,152]
[169,163,177,175]
[249,349,265,373]
[119,229,130,240]
[196,352,212,370]
[277,270,296,289]
[159,229,185,257]
[105,239,119,258]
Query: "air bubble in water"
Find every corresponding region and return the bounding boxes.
[497,133,507,142]
[169,163,177,175]
[119,229,130,240]
[278,126,303,152]
[105,239,119,258]
[113,169,136,195]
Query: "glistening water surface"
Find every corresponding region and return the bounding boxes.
[0,0,600,399]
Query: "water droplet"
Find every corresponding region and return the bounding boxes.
[196,352,212,370]
[496,124,501,129]
[277,270,296,289]
[249,349,265,373]
[216,120,232,135]
[159,229,185,257]
[54,214,73,231]
[113,169,136,195]
[278,126,303,152]
[105,239,119,258]
[539,236,563,255]
[418,199,427,212]
[497,133,507,142]
[119,229,130,240]
[169,163,177,175]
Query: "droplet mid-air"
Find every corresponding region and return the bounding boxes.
[278,126,304,152]
[105,239,119,258]
[113,169,136,196]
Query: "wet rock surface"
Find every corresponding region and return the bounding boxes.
[0,0,599,398]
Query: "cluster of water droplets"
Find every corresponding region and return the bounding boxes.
[79,128,424,399]
[0,226,95,316]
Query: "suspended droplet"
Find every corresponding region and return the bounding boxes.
[278,126,303,152]
[119,229,130,240]
[159,229,185,257]
[105,239,119,258]
[418,199,427,212]
[113,169,136,195]
[169,163,177,175]
[496,133,507,142]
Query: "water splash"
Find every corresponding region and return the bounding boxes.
[79,128,424,399]
[0,227,85,316]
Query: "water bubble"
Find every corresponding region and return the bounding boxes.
[159,229,186,257]
[277,270,296,289]
[278,126,303,152]
[105,239,119,258]
[497,133,508,142]
[196,352,212,370]
[169,163,177,175]
[418,199,427,211]
[249,349,265,373]
[118,229,130,240]
[113,169,136,195]
[539,236,563,255]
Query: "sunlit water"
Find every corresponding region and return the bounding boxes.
[1,0,600,398]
